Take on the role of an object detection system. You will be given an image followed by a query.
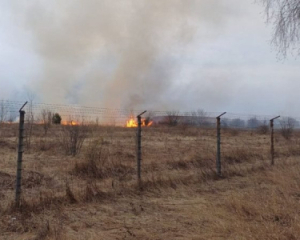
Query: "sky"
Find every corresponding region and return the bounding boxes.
[0,0,300,116]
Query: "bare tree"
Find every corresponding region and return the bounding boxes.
[257,120,269,134]
[144,111,155,126]
[280,117,296,139]
[190,109,207,126]
[230,118,246,128]
[262,0,300,56]
[196,109,207,126]
[165,111,179,126]
[60,122,88,156]
[25,92,35,149]
[247,117,260,129]
[40,109,52,135]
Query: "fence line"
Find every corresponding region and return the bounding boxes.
[0,100,298,206]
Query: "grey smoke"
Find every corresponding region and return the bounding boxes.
[3,0,300,116]
[9,0,238,109]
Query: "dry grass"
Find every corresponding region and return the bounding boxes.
[1,124,300,239]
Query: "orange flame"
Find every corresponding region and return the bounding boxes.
[126,117,138,128]
[126,116,153,128]
[61,120,79,126]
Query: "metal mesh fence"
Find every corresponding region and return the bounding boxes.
[1,100,300,205]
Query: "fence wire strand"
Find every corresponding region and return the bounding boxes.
[1,100,300,204]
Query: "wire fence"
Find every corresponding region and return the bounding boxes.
[1,100,300,206]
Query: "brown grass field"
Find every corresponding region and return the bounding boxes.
[1,123,300,239]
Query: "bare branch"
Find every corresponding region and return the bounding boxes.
[262,0,300,56]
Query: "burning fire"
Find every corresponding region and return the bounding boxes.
[61,120,79,126]
[126,117,137,127]
[126,116,153,128]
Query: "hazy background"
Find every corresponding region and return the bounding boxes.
[1,0,300,116]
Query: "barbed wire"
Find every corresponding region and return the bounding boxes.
[1,99,300,128]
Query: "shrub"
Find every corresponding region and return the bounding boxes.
[74,138,134,179]
[257,124,269,135]
[280,117,296,140]
[165,111,179,126]
[60,123,88,156]
[247,117,260,129]
[52,113,62,124]
[225,128,239,136]
[73,138,109,178]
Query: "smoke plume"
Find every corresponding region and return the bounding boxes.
[12,0,240,110]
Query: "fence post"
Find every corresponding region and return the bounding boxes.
[270,116,280,165]
[216,112,226,176]
[136,110,146,188]
[15,101,27,207]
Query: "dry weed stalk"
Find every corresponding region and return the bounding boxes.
[74,137,134,180]
[257,123,269,135]
[40,109,52,135]
[60,123,88,156]
[74,138,108,178]
[280,117,296,140]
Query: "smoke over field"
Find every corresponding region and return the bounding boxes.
[9,0,243,109]
[2,0,300,115]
